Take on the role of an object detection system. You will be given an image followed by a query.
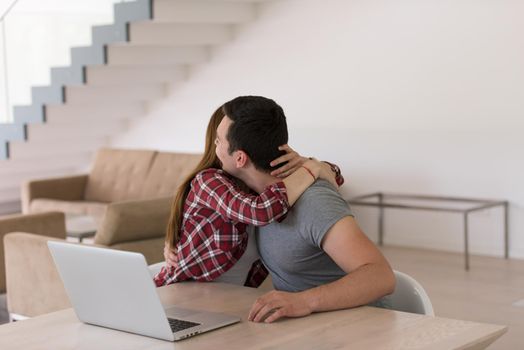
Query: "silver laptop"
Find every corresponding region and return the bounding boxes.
[48,241,240,341]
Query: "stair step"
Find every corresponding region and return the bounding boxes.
[114,0,152,27]
[107,43,208,65]
[86,65,188,85]
[26,119,129,142]
[8,138,107,159]
[50,66,85,86]
[0,123,26,142]
[44,102,146,123]
[71,45,106,67]
[31,85,64,105]
[202,0,274,1]
[65,84,167,103]
[0,152,92,175]
[153,0,255,23]
[129,22,233,46]
[91,23,127,47]
[0,142,7,160]
[13,105,45,124]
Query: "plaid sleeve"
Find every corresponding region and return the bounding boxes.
[194,169,290,226]
[243,259,269,288]
[323,161,345,186]
[153,265,173,287]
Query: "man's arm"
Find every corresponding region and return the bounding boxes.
[248,216,396,323]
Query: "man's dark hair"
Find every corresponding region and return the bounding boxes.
[222,96,288,172]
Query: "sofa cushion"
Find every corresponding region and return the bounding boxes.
[30,199,108,224]
[94,197,171,246]
[140,152,201,198]
[85,148,156,202]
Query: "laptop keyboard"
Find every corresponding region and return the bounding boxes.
[167,318,201,333]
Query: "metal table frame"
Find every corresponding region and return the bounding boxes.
[348,192,509,270]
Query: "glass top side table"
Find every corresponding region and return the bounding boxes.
[348,192,509,270]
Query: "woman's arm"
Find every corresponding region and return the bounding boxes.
[281,159,332,204]
[192,142,339,226]
[193,162,321,225]
[270,145,345,186]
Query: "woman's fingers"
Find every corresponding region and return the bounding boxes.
[271,158,296,176]
[270,144,308,177]
[270,151,296,168]
[164,242,179,268]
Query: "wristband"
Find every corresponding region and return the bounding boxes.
[301,165,316,180]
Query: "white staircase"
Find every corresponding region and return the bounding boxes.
[0,0,271,215]
[85,65,187,84]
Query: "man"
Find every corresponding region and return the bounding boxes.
[216,96,396,323]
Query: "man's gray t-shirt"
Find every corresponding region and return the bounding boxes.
[256,180,353,292]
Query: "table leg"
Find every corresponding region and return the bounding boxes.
[464,213,470,270]
[378,193,384,246]
[504,201,509,259]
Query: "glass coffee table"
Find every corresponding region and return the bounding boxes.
[65,214,98,242]
[348,192,509,270]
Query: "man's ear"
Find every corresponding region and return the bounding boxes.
[234,150,249,168]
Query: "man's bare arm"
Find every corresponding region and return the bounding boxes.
[248,216,396,323]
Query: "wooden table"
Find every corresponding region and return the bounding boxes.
[0,282,507,349]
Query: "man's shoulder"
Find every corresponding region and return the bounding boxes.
[283,180,352,249]
[299,180,343,202]
[293,180,351,221]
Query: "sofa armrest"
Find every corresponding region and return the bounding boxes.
[4,232,71,317]
[0,211,66,293]
[21,174,89,213]
[94,196,172,246]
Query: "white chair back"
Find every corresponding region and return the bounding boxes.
[148,262,165,277]
[382,270,434,316]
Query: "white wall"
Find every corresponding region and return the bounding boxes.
[113,0,524,259]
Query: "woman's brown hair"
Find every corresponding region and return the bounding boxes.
[165,106,225,248]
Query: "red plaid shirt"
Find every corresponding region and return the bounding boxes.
[330,162,344,187]
[154,168,289,288]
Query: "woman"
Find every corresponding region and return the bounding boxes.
[154,105,342,288]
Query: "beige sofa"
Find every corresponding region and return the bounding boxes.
[2,148,201,318]
[22,148,201,225]
[20,147,200,263]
